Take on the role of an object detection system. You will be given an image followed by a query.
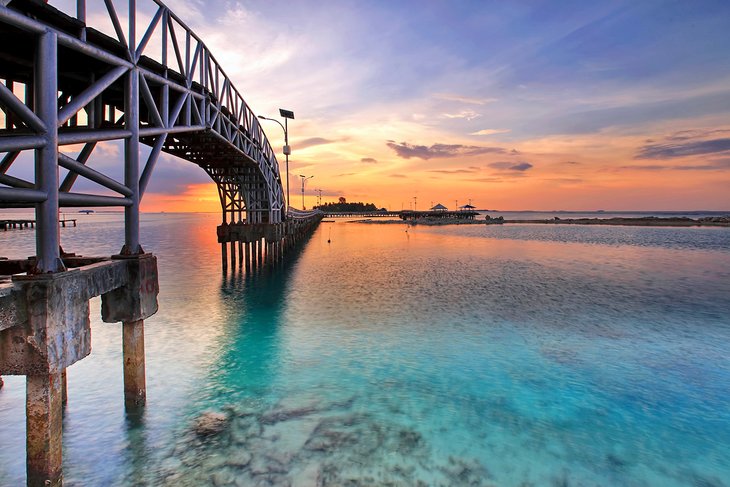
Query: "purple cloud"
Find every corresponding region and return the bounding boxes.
[488,161,533,171]
[386,141,506,160]
[636,138,730,159]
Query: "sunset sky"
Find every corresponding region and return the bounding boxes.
[50,0,730,211]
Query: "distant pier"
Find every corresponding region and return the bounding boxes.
[1,219,77,230]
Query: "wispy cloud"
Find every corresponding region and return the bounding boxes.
[387,141,506,160]
[442,110,481,121]
[389,174,407,178]
[433,93,497,105]
[665,129,730,141]
[488,161,534,171]
[621,160,730,171]
[635,138,730,159]
[360,157,377,164]
[296,137,337,149]
[429,168,480,174]
[470,129,511,136]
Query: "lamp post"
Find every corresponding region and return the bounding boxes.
[314,188,323,207]
[258,108,294,218]
[299,174,313,209]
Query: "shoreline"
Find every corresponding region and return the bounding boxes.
[349,216,730,227]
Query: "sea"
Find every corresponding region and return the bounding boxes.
[1,210,729,486]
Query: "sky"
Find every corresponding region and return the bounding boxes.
[10,0,730,211]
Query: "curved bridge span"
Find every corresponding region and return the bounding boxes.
[0,3,322,485]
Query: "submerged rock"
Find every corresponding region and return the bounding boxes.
[226,451,252,468]
[193,411,229,437]
[260,406,320,425]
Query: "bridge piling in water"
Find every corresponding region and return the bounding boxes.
[217,212,324,274]
[1,256,159,486]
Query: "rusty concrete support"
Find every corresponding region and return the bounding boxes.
[244,243,251,272]
[221,242,227,272]
[257,238,263,266]
[101,254,158,409]
[122,319,145,408]
[61,369,67,406]
[26,372,63,487]
[238,241,243,269]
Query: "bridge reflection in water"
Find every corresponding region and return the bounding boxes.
[0,1,320,485]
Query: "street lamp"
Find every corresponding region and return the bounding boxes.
[299,174,313,209]
[258,108,294,218]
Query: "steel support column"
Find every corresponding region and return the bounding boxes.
[34,31,63,273]
[123,68,141,255]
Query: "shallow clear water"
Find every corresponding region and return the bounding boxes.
[1,213,729,486]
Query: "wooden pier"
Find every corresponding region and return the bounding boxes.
[1,219,77,230]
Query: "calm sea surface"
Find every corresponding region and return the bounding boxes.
[1,212,729,486]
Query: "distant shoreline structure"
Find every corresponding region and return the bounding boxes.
[350,215,730,227]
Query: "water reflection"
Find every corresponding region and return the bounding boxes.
[203,236,314,408]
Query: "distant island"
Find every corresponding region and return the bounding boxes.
[315,198,386,213]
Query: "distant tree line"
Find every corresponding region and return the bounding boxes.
[315,200,385,213]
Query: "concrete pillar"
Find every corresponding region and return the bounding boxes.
[244,242,250,272]
[221,242,227,272]
[122,319,146,408]
[26,373,63,487]
[229,241,236,269]
[238,241,243,269]
[257,238,263,266]
[61,369,67,406]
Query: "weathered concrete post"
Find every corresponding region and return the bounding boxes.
[221,242,228,272]
[26,372,63,487]
[61,369,67,406]
[122,319,146,407]
[102,254,159,409]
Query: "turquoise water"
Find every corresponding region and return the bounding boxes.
[1,212,729,486]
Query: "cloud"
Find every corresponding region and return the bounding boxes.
[144,156,212,195]
[389,174,407,178]
[442,109,481,121]
[295,137,337,149]
[336,172,357,177]
[665,129,730,141]
[360,157,377,164]
[621,161,730,171]
[386,141,506,160]
[635,138,730,159]
[471,177,507,183]
[470,129,511,136]
[488,161,533,171]
[433,93,497,105]
[429,168,480,174]
[542,178,584,183]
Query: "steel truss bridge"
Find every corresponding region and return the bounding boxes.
[0,0,322,273]
[0,1,322,485]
